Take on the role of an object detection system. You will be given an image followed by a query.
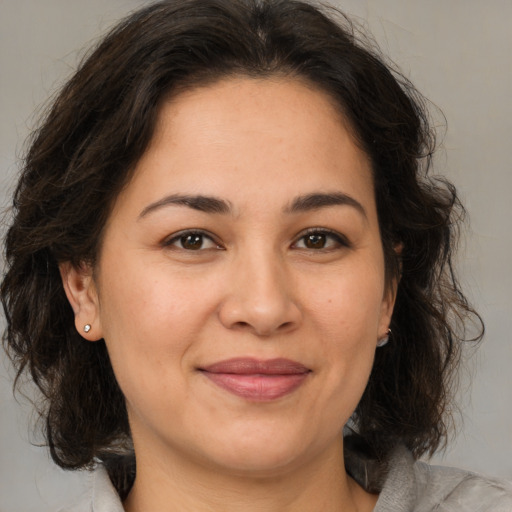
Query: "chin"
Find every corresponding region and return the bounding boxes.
[198,429,325,477]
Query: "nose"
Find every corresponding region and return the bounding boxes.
[218,252,302,337]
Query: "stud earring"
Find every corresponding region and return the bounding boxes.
[377,328,391,347]
[83,324,91,333]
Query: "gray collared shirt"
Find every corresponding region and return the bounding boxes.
[61,445,512,511]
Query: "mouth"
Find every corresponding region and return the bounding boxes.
[199,358,311,402]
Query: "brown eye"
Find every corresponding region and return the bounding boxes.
[304,233,327,249]
[164,231,220,251]
[294,229,348,251]
[180,233,204,250]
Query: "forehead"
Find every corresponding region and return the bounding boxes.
[112,77,375,219]
[153,76,355,157]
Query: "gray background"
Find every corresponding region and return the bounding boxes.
[1,1,511,510]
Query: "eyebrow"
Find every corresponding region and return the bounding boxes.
[138,191,366,219]
[284,192,367,218]
[138,194,232,218]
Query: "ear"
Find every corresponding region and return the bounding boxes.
[59,261,103,341]
[377,282,397,341]
[377,243,403,341]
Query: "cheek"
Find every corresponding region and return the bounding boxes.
[96,255,226,385]
[301,263,384,409]
[305,262,386,340]
[95,264,182,383]
[99,253,208,334]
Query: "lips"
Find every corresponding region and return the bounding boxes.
[199,358,311,401]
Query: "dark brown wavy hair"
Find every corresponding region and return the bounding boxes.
[2,0,481,498]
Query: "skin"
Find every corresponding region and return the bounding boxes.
[61,77,396,512]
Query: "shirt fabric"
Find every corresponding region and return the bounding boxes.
[61,445,512,511]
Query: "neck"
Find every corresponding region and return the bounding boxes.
[123,434,378,512]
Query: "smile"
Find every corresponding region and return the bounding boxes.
[199,358,311,402]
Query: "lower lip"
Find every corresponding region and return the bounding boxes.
[201,372,309,401]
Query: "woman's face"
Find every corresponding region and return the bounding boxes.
[65,77,396,475]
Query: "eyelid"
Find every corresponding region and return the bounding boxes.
[162,229,224,249]
[292,227,351,249]
[161,227,349,251]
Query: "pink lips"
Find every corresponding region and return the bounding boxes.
[200,358,310,402]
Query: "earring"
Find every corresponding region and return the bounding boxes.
[377,328,391,347]
[83,324,91,333]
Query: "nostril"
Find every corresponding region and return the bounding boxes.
[218,295,302,336]
[233,321,251,330]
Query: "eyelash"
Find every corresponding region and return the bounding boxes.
[162,228,350,252]
[162,230,222,251]
[292,228,350,251]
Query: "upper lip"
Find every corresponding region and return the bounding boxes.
[200,357,310,375]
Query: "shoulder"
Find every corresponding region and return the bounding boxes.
[57,466,124,512]
[376,445,512,512]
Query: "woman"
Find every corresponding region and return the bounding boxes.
[2,0,511,510]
